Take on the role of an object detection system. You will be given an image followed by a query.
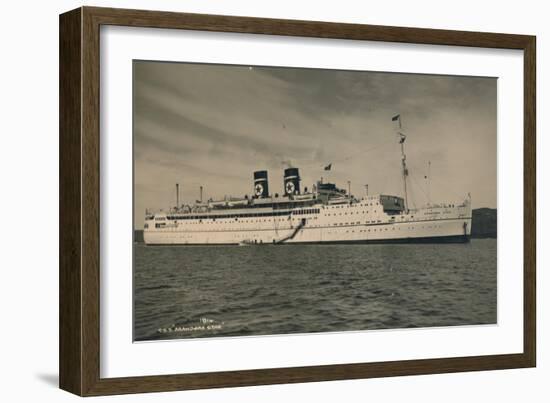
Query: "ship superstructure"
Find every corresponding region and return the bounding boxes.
[143,117,472,245]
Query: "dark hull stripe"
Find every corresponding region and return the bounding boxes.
[286,235,471,245]
[143,234,470,246]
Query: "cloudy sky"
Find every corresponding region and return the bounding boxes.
[133,61,496,227]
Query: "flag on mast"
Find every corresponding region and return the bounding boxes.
[393,114,403,132]
[324,163,332,171]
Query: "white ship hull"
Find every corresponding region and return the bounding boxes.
[144,198,471,245]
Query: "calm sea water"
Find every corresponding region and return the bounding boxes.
[133,239,496,341]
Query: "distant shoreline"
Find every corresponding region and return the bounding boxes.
[134,207,497,243]
[471,207,497,238]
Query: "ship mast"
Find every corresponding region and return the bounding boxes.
[393,115,409,212]
[176,183,179,211]
[427,160,431,206]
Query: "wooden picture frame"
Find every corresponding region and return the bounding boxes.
[59,6,536,396]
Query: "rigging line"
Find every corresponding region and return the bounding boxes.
[407,186,417,210]
[406,175,417,210]
[295,138,396,169]
[426,176,464,201]
[410,172,429,199]
[335,139,396,163]
[409,174,429,206]
[405,160,464,201]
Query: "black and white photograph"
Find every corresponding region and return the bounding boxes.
[133,61,497,341]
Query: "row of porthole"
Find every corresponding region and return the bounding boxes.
[171,217,319,225]
[333,224,444,234]
[153,221,445,231]
[152,224,445,235]
[325,211,377,216]
[330,203,379,208]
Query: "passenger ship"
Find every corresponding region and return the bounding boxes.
[143,117,472,245]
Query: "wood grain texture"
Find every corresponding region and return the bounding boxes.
[59,8,82,396]
[81,6,102,396]
[86,6,532,49]
[523,38,536,367]
[59,6,537,396]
